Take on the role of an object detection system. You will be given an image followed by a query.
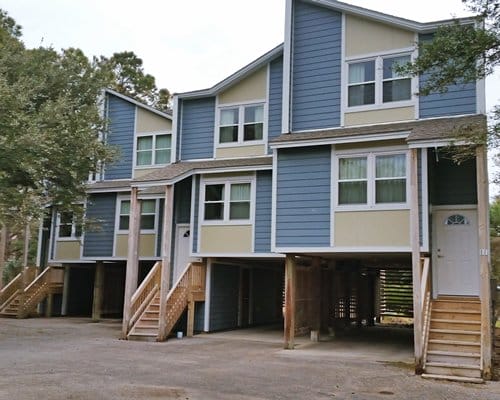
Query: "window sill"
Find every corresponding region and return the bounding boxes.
[216,140,265,148]
[116,230,157,235]
[201,221,252,226]
[134,164,171,170]
[335,204,410,212]
[56,237,82,242]
[345,100,415,113]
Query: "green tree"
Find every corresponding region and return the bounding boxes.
[0,9,115,228]
[400,0,499,158]
[100,51,172,112]
[490,196,500,236]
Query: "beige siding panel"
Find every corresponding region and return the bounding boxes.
[345,15,415,57]
[344,107,415,126]
[55,241,81,260]
[218,67,267,104]
[115,234,156,257]
[216,145,266,159]
[136,107,172,133]
[199,225,252,253]
[334,210,410,247]
[133,167,164,179]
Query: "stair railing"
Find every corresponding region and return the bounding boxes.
[0,272,23,310]
[128,261,162,331]
[21,266,62,317]
[420,257,432,366]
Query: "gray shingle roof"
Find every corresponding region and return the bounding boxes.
[134,157,273,185]
[270,115,486,145]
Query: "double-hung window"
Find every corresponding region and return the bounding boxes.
[337,152,407,208]
[118,199,157,231]
[57,212,82,239]
[136,133,171,166]
[219,104,264,145]
[203,181,252,222]
[347,54,412,108]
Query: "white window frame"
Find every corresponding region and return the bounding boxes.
[215,101,267,148]
[115,196,159,234]
[334,148,410,211]
[56,211,83,241]
[134,131,172,169]
[344,50,416,112]
[200,176,256,225]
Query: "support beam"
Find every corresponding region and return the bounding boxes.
[410,148,423,373]
[61,265,70,316]
[92,261,105,322]
[284,254,296,350]
[45,293,53,318]
[187,294,195,338]
[158,185,175,341]
[476,145,492,379]
[0,225,7,290]
[311,257,322,334]
[121,187,141,339]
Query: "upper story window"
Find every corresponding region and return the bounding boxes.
[118,199,157,232]
[337,152,407,208]
[347,54,412,108]
[219,104,264,145]
[203,181,252,223]
[136,133,171,167]
[57,212,82,239]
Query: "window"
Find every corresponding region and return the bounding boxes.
[218,104,264,145]
[203,181,252,222]
[119,199,157,231]
[57,212,82,239]
[348,61,375,107]
[136,133,171,166]
[382,56,412,103]
[445,215,469,225]
[347,54,412,108]
[337,152,407,207]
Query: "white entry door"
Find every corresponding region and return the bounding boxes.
[173,224,191,283]
[433,209,479,296]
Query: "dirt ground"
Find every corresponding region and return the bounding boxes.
[0,318,499,400]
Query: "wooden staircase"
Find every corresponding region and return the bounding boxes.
[422,296,483,383]
[126,262,206,341]
[0,266,64,318]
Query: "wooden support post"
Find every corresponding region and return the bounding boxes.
[476,145,492,379]
[0,225,7,290]
[158,185,174,342]
[284,254,296,350]
[121,187,140,339]
[61,265,70,316]
[410,148,423,373]
[311,257,322,334]
[187,295,195,338]
[45,293,53,318]
[92,261,105,322]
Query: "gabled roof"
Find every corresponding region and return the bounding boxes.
[132,157,273,187]
[309,0,476,33]
[104,88,172,120]
[270,115,486,148]
[175,44,284,100]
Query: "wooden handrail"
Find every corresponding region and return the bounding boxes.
[24,266,51,293]
[128,261,161,329]
[0,272,22,304]
[166,263,192,302]
[420,257,430,312]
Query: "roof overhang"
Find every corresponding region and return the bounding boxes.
[306,0,476,33]
[175,44,284,100]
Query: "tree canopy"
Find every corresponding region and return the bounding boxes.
[401,0,499,155]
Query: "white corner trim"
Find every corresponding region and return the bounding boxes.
[171,95,179,162]
[282,0,293,134]
[271,148,278,252]
[421,148,430,252]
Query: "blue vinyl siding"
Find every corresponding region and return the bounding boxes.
[180,98,215,160]
[268,56,284,144]
[418,34,476,118]
[105,95,135,180]
[83,194,116,257]
[291,0,342,131]
[209,264,240,331]
[276,146,331,247]
[192,176,200,253]
[254,171,272,253]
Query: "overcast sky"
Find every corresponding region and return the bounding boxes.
[1,0,497,106]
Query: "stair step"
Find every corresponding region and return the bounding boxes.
[427,350,480,358]
[429,329,480,342]
[428,339,480,353]
[425,363,482,379]
[430,328,480,335]
[430,319,481,331]
[421,374,483,384]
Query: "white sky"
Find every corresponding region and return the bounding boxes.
[2,0,500,192]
